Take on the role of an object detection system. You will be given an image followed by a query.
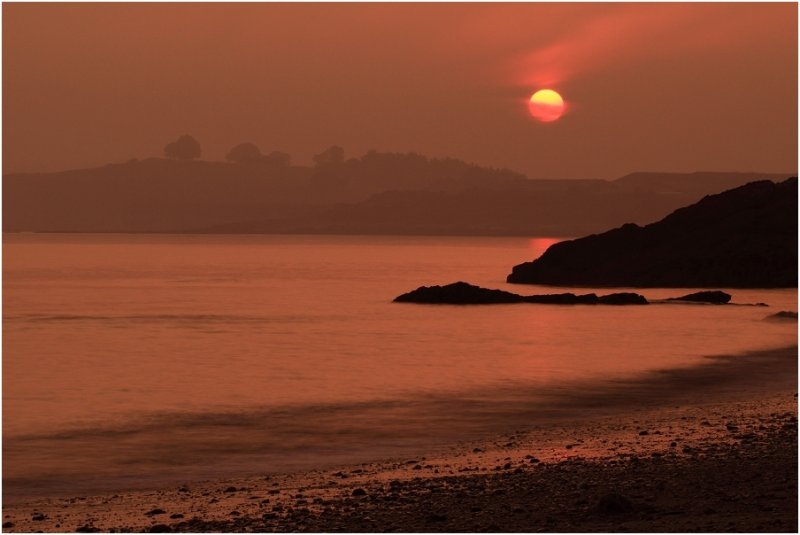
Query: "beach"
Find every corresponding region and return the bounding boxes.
[3,345,796,533]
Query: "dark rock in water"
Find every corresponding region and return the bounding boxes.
[597,293,648,305]
[597,493,635,514]
[394,281,523,304]
[765,311,798,320]
[507,178,798,288]
[667,291,731,304]
[522,293,600,304]
[394,282,649,305]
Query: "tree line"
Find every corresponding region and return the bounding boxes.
[163,134,344,168]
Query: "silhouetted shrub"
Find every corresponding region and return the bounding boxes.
[226,142,262,164]
[164,135,201,160]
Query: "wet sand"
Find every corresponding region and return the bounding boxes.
[3,346,797,533]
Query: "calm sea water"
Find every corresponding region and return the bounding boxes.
[3,234,797,501]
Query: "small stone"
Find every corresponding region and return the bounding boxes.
[2,522,13,529]
[352,488,367,497]
[144,509,166,517]
[638,430,649,436]
[32,514,47,521]
[149,524,172,533]
[224,486,238,493]
[169,514,184,519]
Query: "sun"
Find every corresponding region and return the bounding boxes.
[528,89,565,122]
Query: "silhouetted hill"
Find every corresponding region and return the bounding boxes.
[3,154,524,233]
[198,172,792,236]
[613,171,785,196]
[507,178,798,288]
[3,153,792,236]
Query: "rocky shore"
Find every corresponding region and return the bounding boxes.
[3,347,797,533]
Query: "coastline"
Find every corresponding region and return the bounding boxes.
[3,345,797,533]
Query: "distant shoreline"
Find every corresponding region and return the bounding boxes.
[3,345,797,532]
[3,229,574,238]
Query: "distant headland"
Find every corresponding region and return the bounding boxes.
[3,140,793,237]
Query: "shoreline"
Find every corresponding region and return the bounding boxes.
[3,346,797,532]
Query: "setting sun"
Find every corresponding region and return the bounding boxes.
[529,89,565,122]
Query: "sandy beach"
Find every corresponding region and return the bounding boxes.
[3,345,797,533]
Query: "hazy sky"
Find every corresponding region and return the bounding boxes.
[3,3,797,179]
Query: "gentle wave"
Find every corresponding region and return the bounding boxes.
[4,313,323,324]
[3,346,796,502]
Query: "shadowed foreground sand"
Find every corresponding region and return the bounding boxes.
[3,346,797,533]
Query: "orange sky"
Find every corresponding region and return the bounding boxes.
[3,3,797,179]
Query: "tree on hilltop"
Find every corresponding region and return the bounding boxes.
[226,142,262,165]
[164,135,201,160]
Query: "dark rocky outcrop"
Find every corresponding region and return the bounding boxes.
[394,282,648,305]
[394,282,524,304]
[666,291,732,304]
[765,311,798,321]
[522,293,600,304]
[597,293,649,305]
[507,178,798,288]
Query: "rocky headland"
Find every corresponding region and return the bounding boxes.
[506,178,798,288]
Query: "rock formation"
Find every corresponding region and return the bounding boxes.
[507,178,797,288]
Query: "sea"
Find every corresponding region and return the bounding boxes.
[3,233,797,502]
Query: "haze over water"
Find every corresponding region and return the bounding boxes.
[3,234,796,502]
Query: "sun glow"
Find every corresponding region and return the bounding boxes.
[528,89,565,122]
